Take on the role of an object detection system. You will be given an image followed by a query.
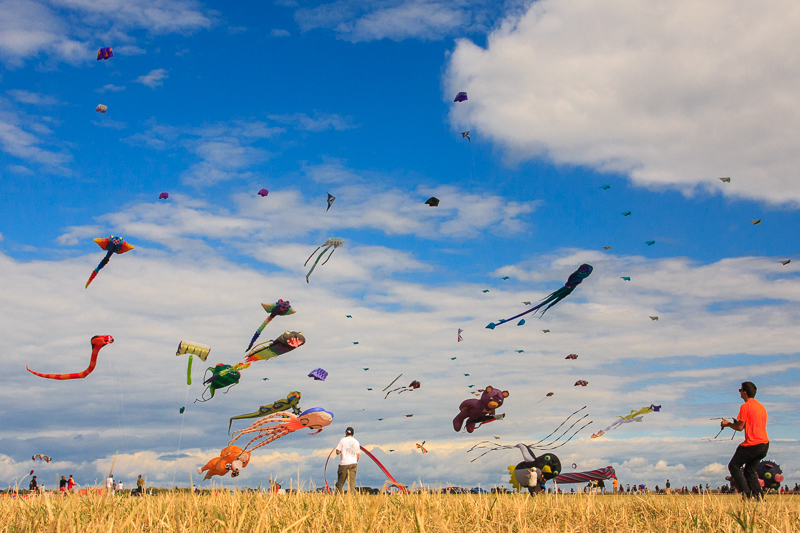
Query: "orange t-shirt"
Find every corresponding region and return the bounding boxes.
[737,398,769,446]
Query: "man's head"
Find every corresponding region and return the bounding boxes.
[345,427,354,436]
[740,381,757,399]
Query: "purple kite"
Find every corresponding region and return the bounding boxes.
[308,368,328,381]
[159,192,169,200]
[258,189,269,197]
[454,92,468,102]
[97,47,113,60]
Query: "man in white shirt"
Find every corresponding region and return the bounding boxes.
[106,476,115,495]
[334,427,360,494]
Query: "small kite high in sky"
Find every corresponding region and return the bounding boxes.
[645,240,655,246]
[603,246,611,250]
[621,276,630,281]
[245,300,296,352]
[245,331,305,363]
[537,392,554,403]
[486,264,593,329]
[159,192,169,200]
[425,197,440,207]
[565,354,578,360]
[96,47,113,60]
[258,189,269,197]
[600,185,611,190]
[416,441,428,454]
[95,104,107,113]
[308,368,328,381]
[780,260,791,265]
[176,340,210,386]
[649,316,659,321]
[27,335,114,380]
[574,380,588,387]
[384,380,420,399]
[454,92,468,102]
[719,177,731,183]
[542,329,550,333]
[461,131,470,142]
[458,328,463,342]
[517,319,526,326]
[750,219,762,225]
[326,193,335,211]
[622,211,631,216]
[591,404,661,438]
[85,236,134,288]
[304,238,344,282]
[522,301,531,306]
[32,455,52,463]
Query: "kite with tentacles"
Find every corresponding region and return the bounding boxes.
[245,331,305,363]
[85,236,134,288]
[229,407,333,454]
[176,340,210,386]
[591,404,660,438]
[245,300,296,352]
[27,335,114,380]
[304,238,344,282]
[468,407,592,462]
[195,363,249,403]
[198,445,251,480]
[486,264,593,329]
[228,391,302,434]
[384,380,420,399]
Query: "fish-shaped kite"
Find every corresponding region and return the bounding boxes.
[85,236,134,288]
[486,264,593,329]
[159,192,169,200]
[326,193,335,211]
[245,300,296,352]
[258,189,269,197]
[95,104,107,113]
[461,131,470,142]
[304,238,344,282]
[454,92,468,102]
[425,197,440,207]
[96,47,113,60]
[245,331,305,363]
[719,177,731,183]
[565,354,578,360]
[574,380,588,387]
[750,219,761,225]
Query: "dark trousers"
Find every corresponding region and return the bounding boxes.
[335,464,357,493]
[728,442,768,498]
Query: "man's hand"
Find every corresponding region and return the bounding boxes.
[720,418,729,429]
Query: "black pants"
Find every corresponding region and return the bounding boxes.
[728,442,768,498]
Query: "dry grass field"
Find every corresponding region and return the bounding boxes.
[1,491,799,532]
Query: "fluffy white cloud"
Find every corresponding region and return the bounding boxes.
[6,90,59,105]
[96,84,125,93]
[446,0,800,204]
[0,106,72,171]
[268,112,357,132]
[134,68,169,89]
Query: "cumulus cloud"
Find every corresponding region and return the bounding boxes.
[0,108,71,172]
[446,0,800,204]
[268,112,358,132]
[6,90,59,105]
[134,68,169,88]
[270,29,290,37]
[96,84,125,93]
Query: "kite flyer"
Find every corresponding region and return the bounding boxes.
[720,381,769,500]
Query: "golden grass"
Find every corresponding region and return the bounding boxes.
[1,491,799,532]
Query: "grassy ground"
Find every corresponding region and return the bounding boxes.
[1,491,798,532]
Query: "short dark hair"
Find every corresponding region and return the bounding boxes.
[345,427,354,436]
[741,381,757,398]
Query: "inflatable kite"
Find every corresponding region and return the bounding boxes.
[308,368,327,381]
[159,192,169,200]
[326,193,335,211]
[384,380,420,399]
[574,380,588,386]
[176,340,210,386]
[195,362,249,402]
[424,197,440,207]
[228,391,302,433]
[245,300,296,352]
[245,331,305,363]
[508,444,562,494]
[258,189,269,197]
[32,455,52,463]
[565,354,578,360]
[96,47,113,60]
[454,92,468,102]
[486,264,593,328]
[229,407,333,454]
[197,445,250,480]
[453,386,509,433]
[27,335,114,380]
[95,104,107,113]
[555,466,616,484]
[304,238,344,282]
[591,404,660,438]
[757,460,784,490]
[85,236,134,288]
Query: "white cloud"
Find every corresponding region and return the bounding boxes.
[0,108,72,171]
[270,29,290,38]
[268,112,358,132]
[96,84,125,93]
[92,118,127,130]
[6,89,59,105]
[134,68,169,89]
[114,44,146,55]
[446,0,800,205]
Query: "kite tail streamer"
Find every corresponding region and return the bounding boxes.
[186,355,193,386]
[320,247,337,266]
[305,245,332,283]
[85,251,113,288]
[245,317,274,352]
[359,446,408,493]
[303,246,322,267]
[528,415,589,449]
[26,335,114,380]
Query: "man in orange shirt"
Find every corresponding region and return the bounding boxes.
[721,381,769,500]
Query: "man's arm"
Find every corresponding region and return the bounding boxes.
[720,418,745,431]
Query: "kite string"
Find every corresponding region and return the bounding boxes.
[528,414,588,449]
[172,384,191,486]
[531,421,593,451]
[526,407,587,446]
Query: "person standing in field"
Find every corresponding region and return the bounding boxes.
[67,475,75,492]
[29,476,38,493]
[106,476,114,495]
[721,381,769,500]
[334,427,360,494]
[665,479,670,494]
[137,475,145,495]
[60,476,67,494]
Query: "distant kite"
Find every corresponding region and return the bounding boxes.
[416,441,428,454]
[352,342,359,345]
[517,319,526,326]
[780,260,791,265]
[32,455,52,463]
[384,380,420,399]
[565,354,578,360]
[542,329,550,333]
[600,185,611,190]
[245,300,296,352]
[95,104,107,113]
[750,219,761,225]
[258,189,269,197]
[649,316,659,321]
[461,131,470,142]
[458,328,463,342]
[622,211,631,216]
[425,197,440,207]
[85,236,134,288]
[28,335,114,380]
[304,238,344,282]
[645,241,655,246]
[159,192,169,200]
[326,193,336,211]
[515,350,524,353]
[719,177,731,183]
[537,392,554,403]
[308,368,328,381]
[346,315,352,318]
[620,276,630,281]
[96,47,113,60]
[522,301,531,306]
[574,380,588,387]
[502,276,509,280]
[454,92,468,102]
[482,290,489,293]
[591,404,661,439]
[603,246,611,250]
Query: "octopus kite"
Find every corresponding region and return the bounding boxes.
[198,445,250,480]
[27,335,114,380]
[486,264,593,329]
[228,391,302,434]
[85,236,134,288]
[245,331,305,363]
[229,407,334,454]
[245,300,296,352]
[304,238,344,282]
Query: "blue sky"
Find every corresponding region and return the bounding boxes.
[1,0,799,491]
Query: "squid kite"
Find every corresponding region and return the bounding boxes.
[384,380,420,399]
[591,404,660,438]
[258,189,269,197]
[32,455,52,463]
[229,407,333,454]
[195,362,249,402]
[245,331,305,363]
[245,300,296,352]
[308,368,328,381]
[304,238,343,282]
[96,47,113,60]
[228,391,302,433]
[326,193,336,211]
[27,335,114,380]
[454,92,468,102]
[486,264,593,329]
[95,104,107,113]
[176,340,210,386]
[85,236,134,288]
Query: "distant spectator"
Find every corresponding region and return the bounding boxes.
[60,476,67,493]
[67,475,75,492]
[137,475,145,495]
[106,476,115,495]
[29,476,38,493]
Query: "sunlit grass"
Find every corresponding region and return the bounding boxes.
[1,491,798,532]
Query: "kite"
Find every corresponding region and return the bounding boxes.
[27,335,114,380]
[621,276,630,281]
[228,391,302,433]
[600,185,611,190]
[96,47,113,60]
[198,445,251,480]
[603,246,611,250]
[85,236,134,288]
[258,189,269,197]
[649,316,659,321]
[458,328,463,342]
[416,442,427,454]
[502,276,510,280]
[308,368,328,381]
[176,340,210,386]
[304,238,344,282]
[464,373,469,376]
[195,362,249,402]
[229,407,334,454]
[645,241,655,246]
[622,211,631,216]
[461,131,470,142]
[352,342,359,345]
[574,380,588,386]
[454,92,468,102]
[515,350,524,353]
[565,354,578,360]
[537,392,554,403]
[482,290,489,293]
[572,463,577,469]
[383,374,403,391]
[363,368,369,371]
[32,455,51,463]
[517,319,526,326]
[451,357,457,360]
[750,219,761,225]
[780,260,791,265]
[384,380,420,399]
[719,177,731,183]
[245,300,296,352]
[542,329,550,333]
[326,193,335,211]
[522,301,531,306]
[95,104,107,113]
[159,192,169,200]
[345,315,352,318]
[405,414,413,417]
[508,446,562,494]
[555,466,616,484]
[425,197,440,207]
[245,330,305,363]
[453,386,509,433]
[591,404,661,438]
[180,407,185,414]
[757,460,784,490]
[486,264,593,328]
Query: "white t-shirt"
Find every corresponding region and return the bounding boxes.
[106,478,114,488]
[336,436,360,465]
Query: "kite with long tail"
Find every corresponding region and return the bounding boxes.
[324,446,408,493]
[486,264,593,329]
[304,238,344,283]
[85,236,134,288]
[245,300,296,352]
[27,335,114,380]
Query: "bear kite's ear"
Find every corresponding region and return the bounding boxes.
[485,386,493,393]
[502,390,509,398]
